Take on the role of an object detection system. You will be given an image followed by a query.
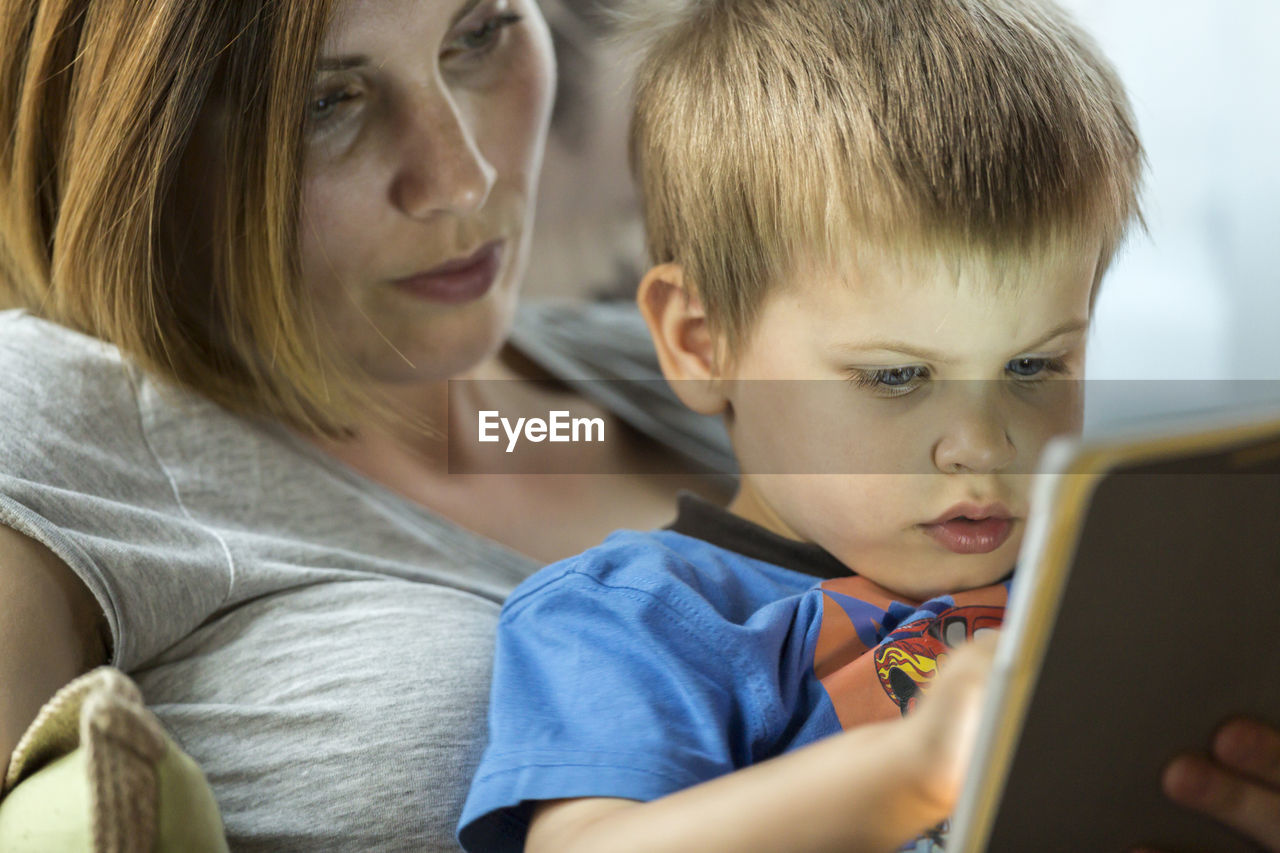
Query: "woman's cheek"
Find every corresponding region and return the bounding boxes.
[495,20,555,169]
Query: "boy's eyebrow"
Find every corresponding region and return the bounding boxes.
[1014,318,1091,353]
[316,0,483,71]
[837,319,1090,362]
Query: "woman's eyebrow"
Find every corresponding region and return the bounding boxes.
[315,0,486,72]
[316,56,368,72]
[450,0,485,26]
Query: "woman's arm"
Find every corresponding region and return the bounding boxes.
[525,636,995,853]
[0,525,109,783]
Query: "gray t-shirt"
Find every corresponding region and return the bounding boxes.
[0,303,728,851]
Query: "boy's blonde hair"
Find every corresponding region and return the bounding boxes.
[627,0,1144,351]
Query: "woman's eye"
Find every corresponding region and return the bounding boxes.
[1006,357,1068,379]
[307,88,360,125]
[846,366,929,394]
[448,12,523,57]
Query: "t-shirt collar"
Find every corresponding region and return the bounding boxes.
[666,492,853,580]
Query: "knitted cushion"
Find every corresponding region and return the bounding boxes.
[0,667,228,853]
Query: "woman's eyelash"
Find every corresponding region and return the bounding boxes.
[306,9,524,128]
[454,12,523,54]
[307,87,361,126]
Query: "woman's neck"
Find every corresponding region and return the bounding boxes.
[299,346,732,563]
[306,344,540,477]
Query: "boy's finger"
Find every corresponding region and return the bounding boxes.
[947,629,1000,661]
[1212,718,1280,788]
[1162,755,1280,851]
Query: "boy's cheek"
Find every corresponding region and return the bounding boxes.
[727,380,1083,476]
[728,382,916,475]
[1008,380,1086,465]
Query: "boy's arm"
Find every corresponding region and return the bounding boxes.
[526,635,995,853]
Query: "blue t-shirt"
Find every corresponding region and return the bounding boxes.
[458,495,1009,851]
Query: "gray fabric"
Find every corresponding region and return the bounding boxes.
[0,302,723,852]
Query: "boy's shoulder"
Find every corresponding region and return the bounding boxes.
[502,524,825,627]
[503,526,737,605]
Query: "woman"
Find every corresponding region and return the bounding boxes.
[0,0,721,848]
[0,0,1274,851]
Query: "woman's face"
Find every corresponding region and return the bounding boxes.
[300,0,555,383]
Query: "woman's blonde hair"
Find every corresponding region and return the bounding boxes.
[627,0,1145,351]
[0,0,350,430]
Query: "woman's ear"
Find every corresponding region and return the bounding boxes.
[636,264,729,415]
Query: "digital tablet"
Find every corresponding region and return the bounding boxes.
[950,412,1280,853]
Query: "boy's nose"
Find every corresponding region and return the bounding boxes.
[931,391,1016,474]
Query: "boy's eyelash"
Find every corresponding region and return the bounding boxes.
[1006,356,1071,380]
[843,357,1071,395]
[844,366,930,395]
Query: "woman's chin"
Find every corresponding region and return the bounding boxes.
[363,299,517,385]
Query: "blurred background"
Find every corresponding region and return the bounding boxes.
[529,0,1280,422]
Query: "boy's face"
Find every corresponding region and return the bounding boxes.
[720,246,1096,600]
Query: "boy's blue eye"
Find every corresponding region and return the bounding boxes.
[1006,357,1068,378]
[846,365,929,394]
[874,366,926,386]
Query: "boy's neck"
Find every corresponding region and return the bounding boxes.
[727,482,804,542]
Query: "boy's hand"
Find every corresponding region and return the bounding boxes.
[1133,718,1280,853]
[900,632,999,818]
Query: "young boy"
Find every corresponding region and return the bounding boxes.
[459,0,1142,850]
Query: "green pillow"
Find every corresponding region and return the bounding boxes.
[0,668,228,853]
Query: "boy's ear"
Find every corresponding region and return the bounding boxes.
[636,264,729,415]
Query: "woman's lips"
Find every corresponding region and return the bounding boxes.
[392,241,504,304]
[921,516,1014,555]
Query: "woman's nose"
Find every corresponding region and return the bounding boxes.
[390,89,496,220]
[931,386,1017,474]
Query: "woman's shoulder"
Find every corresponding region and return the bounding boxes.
[0,310,146,441]
[0,309,236,434]
[0,309,129,377]
[0,308,239,513]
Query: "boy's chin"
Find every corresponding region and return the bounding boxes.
[865,558,1017,602]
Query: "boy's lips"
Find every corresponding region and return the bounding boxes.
[920,502,1016,555]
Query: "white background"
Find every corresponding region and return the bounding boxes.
[1062,1,1280,383]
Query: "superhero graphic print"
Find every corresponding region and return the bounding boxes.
[810,577,1009,852]
[875,604,1004,714]
[811,576,1007,728]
